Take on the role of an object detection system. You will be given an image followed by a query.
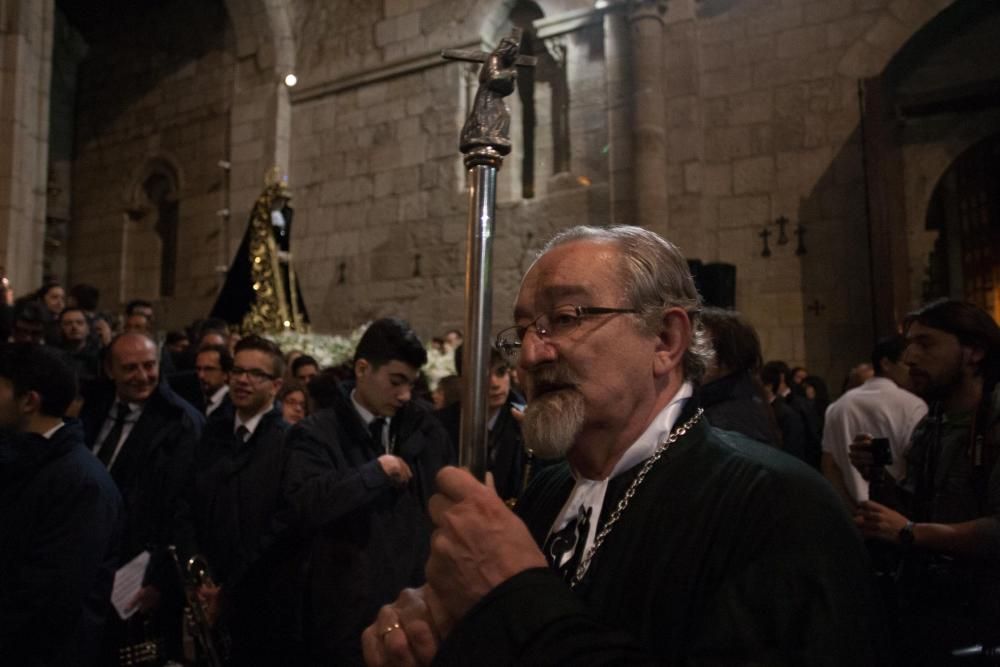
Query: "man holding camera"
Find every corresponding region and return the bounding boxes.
[822,335,927,506]
[851,299,1000,665]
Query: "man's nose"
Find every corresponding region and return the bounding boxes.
[518,329,556,369]
[398,385,412,403]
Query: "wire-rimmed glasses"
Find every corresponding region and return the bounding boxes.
[495,305,638,364]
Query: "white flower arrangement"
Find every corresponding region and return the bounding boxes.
[267,323,458,390]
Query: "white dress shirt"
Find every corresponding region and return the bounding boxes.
[546,382,694,573]
[93,400,144,469]
[206,385,229,416]
[351,389,392,452]
[822,376,928,503]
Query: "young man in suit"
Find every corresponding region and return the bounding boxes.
[182,334,300,666]
[283,318,452,665]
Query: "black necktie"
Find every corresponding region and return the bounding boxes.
[97,402,131,467]
[235,424,250,443]
[369,418,386,449]
[543,505,592,583]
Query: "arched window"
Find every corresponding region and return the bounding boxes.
[508,0,570,199]
[924,136,1000,320]
[124,160,180,301]
[143,171,179,297]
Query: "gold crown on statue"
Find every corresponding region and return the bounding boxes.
[264,166,292,199]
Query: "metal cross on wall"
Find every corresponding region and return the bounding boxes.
[774,215,790,245]
[795,224,808,256]
[759,228,772,257]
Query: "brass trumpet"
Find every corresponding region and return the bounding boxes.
[168,546,227,667]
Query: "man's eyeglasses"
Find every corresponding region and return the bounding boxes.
[495,305,638,363]
[231,366,276,383]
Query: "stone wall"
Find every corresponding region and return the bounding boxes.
[51,0,988,392]
[0,0,53,293]
[656,0,954,388]
[68,0,236,326]
[282,0,965,388]
[286,0,605,335]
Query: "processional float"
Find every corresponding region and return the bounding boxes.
[442,30,536,480]
[210,167,309,335]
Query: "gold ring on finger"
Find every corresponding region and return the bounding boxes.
[380,622,401,640]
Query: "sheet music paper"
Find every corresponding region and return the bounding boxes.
[111,550,150,620]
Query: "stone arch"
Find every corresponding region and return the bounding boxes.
[837,0,954,79]
[922,135,1000,318]
[858,0,1000,333]
[223,0,295,74]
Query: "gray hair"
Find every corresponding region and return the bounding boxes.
[539,225,712,384]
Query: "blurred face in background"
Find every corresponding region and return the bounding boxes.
[108,334,159,403]
[59,310,89,346]
[93,318,113,347]
[195,349,229,397]
[42,286,65,315]
[124,313,150,335]
[281,389,307,424]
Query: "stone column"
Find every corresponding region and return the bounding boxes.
[0,0,54,290]
[628,0,668,233]
[604,6,634,226]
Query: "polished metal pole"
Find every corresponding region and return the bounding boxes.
[458,152,501,479]
[444,30,532,481]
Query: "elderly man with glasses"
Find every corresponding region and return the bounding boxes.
[364,225,888,666]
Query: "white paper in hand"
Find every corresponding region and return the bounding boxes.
[112,550,150,620]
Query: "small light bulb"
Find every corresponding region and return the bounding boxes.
[284,73,298,87]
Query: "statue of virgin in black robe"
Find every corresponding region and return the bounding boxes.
[210,174,309,334]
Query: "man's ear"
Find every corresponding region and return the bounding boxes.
[964,345,986,369]
[354,358,369,379]
[19,390,42,416]
[653,307,692,378]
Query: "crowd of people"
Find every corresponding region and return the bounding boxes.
[1,225,998,667]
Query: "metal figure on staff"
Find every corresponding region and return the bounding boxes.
[442,30,535,479]
[459,33,521,155]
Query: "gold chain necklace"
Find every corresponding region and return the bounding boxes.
[570,408,704,589]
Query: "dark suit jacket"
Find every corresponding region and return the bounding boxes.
[282,383,452,665]
[179,406,300,664]
[436,400,533,501]
[80,381,204,584]
[206,392,235,423]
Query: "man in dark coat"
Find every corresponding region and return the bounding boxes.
[179,335,299,666]
[699,307,779,446]
[364,225,887,666]
[436,347,534,502]
[283,318,452,665]
[763,360,822,468]
[80,332,204,662]
[0,343,122,667]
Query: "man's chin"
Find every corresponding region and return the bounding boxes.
[522,390,585,460]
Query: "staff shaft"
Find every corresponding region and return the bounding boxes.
[458,162,497,479]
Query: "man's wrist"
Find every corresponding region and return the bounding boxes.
[898,520,916,548]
